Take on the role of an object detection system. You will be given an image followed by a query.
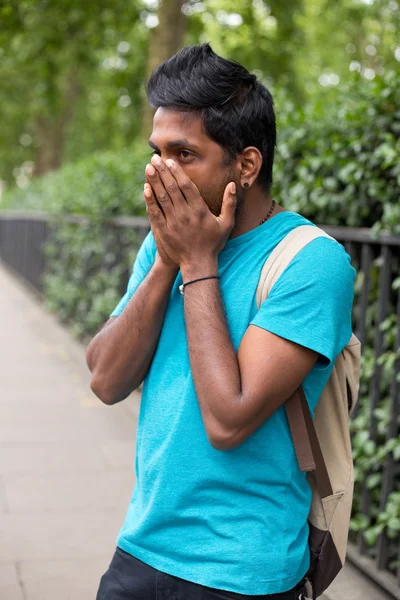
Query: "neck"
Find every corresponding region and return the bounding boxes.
[228,188,286,240]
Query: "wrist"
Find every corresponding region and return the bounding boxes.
[153,256,179,279]
[180,257,219,281]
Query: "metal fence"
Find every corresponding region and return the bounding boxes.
[321,226,400,599]
[0,211,399,598]
[0,212,51,293]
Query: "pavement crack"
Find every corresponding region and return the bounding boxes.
[15,562,28,600]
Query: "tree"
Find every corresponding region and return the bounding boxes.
[295,0,400,100]
[185,0,305,97]
[0,0,144,180]
[142,0,188,135]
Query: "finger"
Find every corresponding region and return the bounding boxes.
[144,183,166,230]
[145,163,174,218]
[150,155,188,211]
[165,159,204,209]
[145,176,165,216]
[218,182,237,231]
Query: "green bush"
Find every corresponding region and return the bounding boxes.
[42,218,148,342]
[1,140,151,218]
[273,69,400,234]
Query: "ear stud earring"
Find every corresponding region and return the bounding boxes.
[243,182,249,189]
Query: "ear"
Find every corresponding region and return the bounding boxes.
[238,147,263,190]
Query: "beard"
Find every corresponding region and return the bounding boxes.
[200,167,245,221]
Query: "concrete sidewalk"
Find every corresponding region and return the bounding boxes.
[0,262,393,600]
[0,263,140,599]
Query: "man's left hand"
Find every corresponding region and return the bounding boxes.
[144,155,237,269]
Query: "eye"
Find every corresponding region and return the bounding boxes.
[179,150,194,162]
[151,149,160,157]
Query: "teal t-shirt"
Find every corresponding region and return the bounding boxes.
[110,211,355,595]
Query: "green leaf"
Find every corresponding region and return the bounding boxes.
[366,473,381,490]
[364,440,376,457]
[363,525,382,546]
[387,518,400,532]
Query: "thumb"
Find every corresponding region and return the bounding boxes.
[219,181,237,227]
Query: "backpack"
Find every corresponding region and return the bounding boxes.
[255,224,361,599]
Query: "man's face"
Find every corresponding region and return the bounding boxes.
[149,108,244,218]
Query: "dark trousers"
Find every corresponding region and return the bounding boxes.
[96,547,306,600]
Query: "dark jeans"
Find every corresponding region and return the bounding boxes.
[96,547,306,600]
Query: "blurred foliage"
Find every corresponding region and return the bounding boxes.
[294,0,400,100]
[42,218,147,339]
[1,0,399,190]
[0,0,148,183]
[185,0,305,95]
[273,68,400,234]
[1,142,150,218]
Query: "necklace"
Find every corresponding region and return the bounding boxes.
[259,200,276,226]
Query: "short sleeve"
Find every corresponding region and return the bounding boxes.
[110,230,157,318]
[250,237,356,367]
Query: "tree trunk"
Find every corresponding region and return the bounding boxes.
[33,70,79,176]
[142,0,187,137]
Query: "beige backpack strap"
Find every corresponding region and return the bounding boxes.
[256,224,335,495]
[256,225,334,308]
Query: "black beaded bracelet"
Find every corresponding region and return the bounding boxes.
[179,275,220,295]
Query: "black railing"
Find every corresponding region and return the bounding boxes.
[320,225,400,600]
[0,211,399,598]
[0,212,51,293]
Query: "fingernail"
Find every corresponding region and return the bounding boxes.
[152,154,162,165]
[231,182,236,194]
[166,159,175,169]
[146,164,155,176]
[144,188,152,198]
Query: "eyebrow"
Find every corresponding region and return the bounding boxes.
[148,139,201,152]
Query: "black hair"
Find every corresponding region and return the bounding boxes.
[146,43,276,193]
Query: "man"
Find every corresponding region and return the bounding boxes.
[87,44,355,600]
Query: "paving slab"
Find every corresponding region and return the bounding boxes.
[0,475,9,512]
[0,511,124,563]
[324,561,394,600]
[3,471,134,513]
[0,444,106,475]
[19,557,111,600]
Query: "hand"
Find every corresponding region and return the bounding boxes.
[143,156,237,269]
[153,228,179,272]
[144,174,179,272]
